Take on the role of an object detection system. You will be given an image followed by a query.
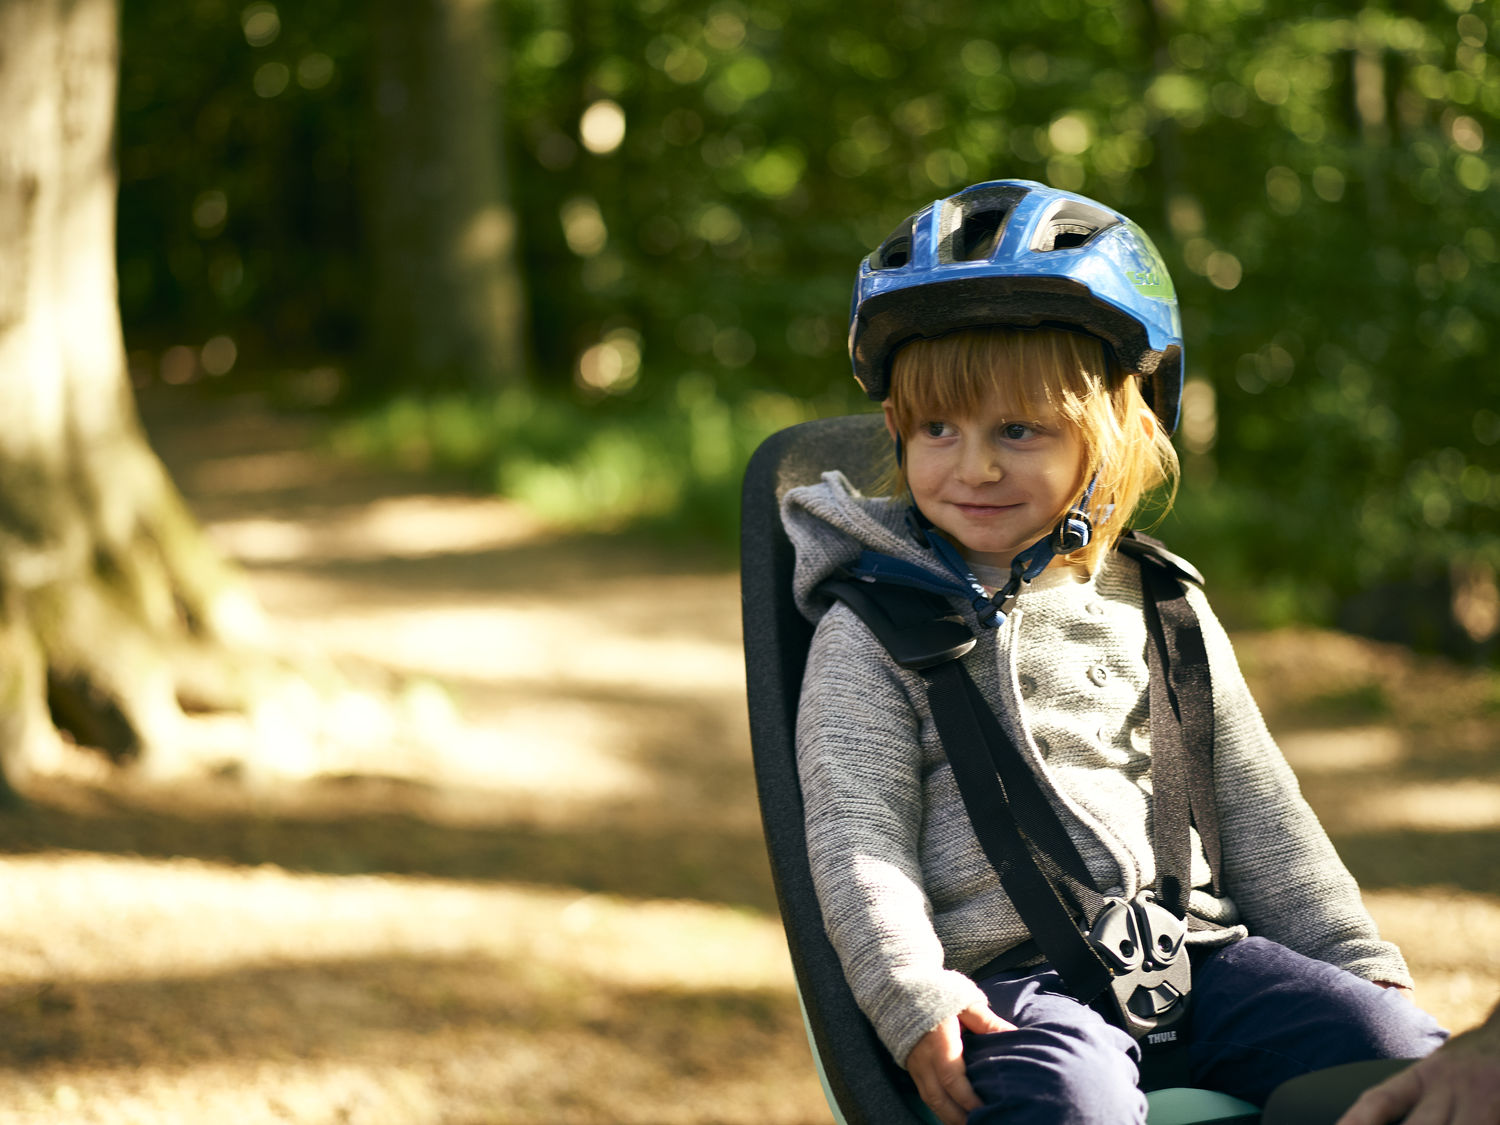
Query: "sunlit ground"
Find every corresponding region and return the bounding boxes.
[0,855,811,1124]
[0,392,1494,1122]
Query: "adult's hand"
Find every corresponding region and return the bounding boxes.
[906,1004,1016,1125]
[1337,1006,1500,1125]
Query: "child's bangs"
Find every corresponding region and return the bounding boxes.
[888,328,1109,433]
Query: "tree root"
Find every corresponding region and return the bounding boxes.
[0,440,277,790]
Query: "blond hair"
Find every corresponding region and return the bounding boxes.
[884,326,1179,571]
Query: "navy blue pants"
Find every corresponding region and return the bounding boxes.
[962,937,1448,1125]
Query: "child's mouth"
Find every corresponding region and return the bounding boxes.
[952,502,1020,517]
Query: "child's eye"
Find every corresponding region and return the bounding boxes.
[1001,422,1039,441]
[921,421,955,439]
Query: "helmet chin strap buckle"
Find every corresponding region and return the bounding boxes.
[1052,473,1099,554]
[1052,507,1093,554]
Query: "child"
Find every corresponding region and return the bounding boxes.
[782,180,1445,1125]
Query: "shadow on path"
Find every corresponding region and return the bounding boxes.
[0,777,779,913]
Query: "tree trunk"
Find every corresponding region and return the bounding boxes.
[369,0,528,393]
[0,0,259,793]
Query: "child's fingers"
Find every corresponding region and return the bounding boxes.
[908,1017,983,1125]
[957,1002,1016,1036]
[938,1064,983,1120]
[912,1060,980,1125]
[913,1004,1013,1122]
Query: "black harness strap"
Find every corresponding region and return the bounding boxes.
[822,576,1100,894]
[819,577,976,673]
[1139,552,1222,900]
[931,661,1099,891]
[1142,573,1194,918]
[923,660,1115,1004]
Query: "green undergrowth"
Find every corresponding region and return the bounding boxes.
[328,376,858,553]
[1296,682,1393,726]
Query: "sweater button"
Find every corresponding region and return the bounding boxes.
[1086,601,1106,616]
[1088,664,1109,686]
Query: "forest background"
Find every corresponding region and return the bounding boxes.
[119,0,1499,648]
[0,0,1497,1121]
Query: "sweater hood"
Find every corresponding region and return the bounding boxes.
[781,471,955,623]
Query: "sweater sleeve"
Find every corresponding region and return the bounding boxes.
[796,603,991,1065]
[1191,587,1412,987]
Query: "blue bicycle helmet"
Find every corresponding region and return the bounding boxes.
[849,180,1184,432]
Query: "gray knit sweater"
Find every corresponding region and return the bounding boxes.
[784,471,1410,1066]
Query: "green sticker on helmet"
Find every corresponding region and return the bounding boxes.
[1124,222,1176,301]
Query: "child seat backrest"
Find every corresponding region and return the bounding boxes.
[740,413,933,1125]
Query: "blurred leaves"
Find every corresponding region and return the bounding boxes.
[118,0,1499,629]
[328,379,813,550]
[119,0,369,360]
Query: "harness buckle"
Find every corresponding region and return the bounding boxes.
[1087,892,1191,1046]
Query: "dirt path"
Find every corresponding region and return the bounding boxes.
[0,389,1495,1123]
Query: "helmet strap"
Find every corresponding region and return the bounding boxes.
[907,507,1057,627]
[1052,475,1098,554]
[906,472,1100,627]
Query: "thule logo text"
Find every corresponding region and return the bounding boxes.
[1147,1031,1178,1045]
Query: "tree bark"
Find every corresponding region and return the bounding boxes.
[369,0,528,393]
[0,0,259,793]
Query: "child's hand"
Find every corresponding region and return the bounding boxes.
[905,1003,1015,1125]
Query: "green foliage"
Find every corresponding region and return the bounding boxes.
[118,0,1500,630]
[328,375,830,550]
[119,0,370,362]
[1302,681,1392,724]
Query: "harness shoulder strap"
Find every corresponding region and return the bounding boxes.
[1118,530,1206,588]
[1133,544,1223,899]
[821,572,1097,889]
[921,659,1115,1004]
[819,576,976,671]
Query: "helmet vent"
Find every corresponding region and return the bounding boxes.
[937,183,1027,264]
[955,208,1008,262]
[872,216,916,270]
[1047,224,1097,250]
[876,235,911,270]
[1032,200,1118,252]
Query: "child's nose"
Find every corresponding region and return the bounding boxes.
[956,440,1003,484]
